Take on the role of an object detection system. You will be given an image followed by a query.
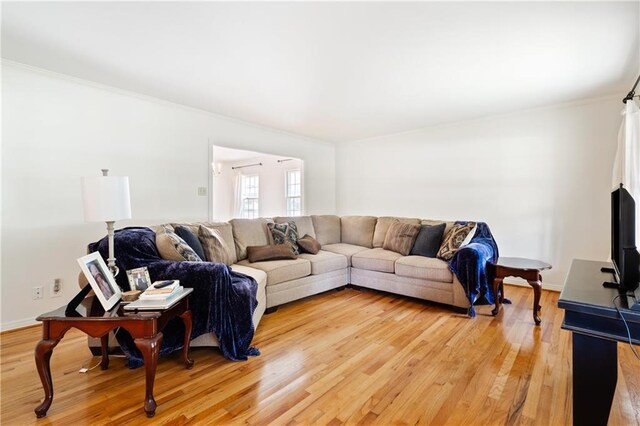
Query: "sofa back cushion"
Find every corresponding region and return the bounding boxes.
[230,218,273,261]
[274,216,316,239]
[311,215,341,246]
[341,216,377,248]
[372,217,421,248]
[169,221,237,264]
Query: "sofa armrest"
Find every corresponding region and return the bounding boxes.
[449,222,499,316]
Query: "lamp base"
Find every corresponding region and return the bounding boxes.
[106,221,119,277]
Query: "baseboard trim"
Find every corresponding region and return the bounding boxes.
[503,279,562,292]
[0,281,561,332]
[0,318,38,333]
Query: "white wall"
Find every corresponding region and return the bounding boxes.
[336,97,622,287]
[1,62,335,330]
[212,152,303,221]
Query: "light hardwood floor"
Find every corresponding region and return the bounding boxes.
[1,286,639,425]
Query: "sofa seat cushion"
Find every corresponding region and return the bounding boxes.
[351,248,403,273]
[237,258,311,286]
[322,243,369,266]
[395,256,453,283]
[298,250,348,275]
[230,264,267,291]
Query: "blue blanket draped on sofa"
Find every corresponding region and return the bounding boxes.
[89,227,260,367]
[448,222,504,317]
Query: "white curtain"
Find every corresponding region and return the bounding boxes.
[613,99,640,243]
[233,171,243,218]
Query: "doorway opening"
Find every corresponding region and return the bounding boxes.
[210,145,304,221]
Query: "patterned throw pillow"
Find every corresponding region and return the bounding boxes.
[198,225,232,265]
[437,222,477,261]
[155,226,203,262]
[267,221,300,254]
[382,221,421,256]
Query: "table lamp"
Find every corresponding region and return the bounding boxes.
[81,169,132,277]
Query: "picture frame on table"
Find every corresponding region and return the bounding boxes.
[126,266,151,291]
[77,252,122,311]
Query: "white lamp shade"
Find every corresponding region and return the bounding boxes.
[81,176,132,222]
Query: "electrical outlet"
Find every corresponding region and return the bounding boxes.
[197,187,207,196]
[32,286,43,300]
[51,278,62,298]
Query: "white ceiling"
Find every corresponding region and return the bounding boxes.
[2,2,638,142]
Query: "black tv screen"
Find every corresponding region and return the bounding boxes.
[611,184,639,292]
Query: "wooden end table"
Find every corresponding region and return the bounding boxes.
[491,257,552,325]
[34,288,194,418]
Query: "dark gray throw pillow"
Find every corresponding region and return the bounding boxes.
[410,223,446,257]
[174,225,207,261]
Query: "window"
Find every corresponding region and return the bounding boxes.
[285,169,302,216]
[240,174,259,219]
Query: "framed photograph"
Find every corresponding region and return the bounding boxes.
[77,252,122,311]
[126,266,151,291]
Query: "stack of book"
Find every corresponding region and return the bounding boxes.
[123,280,191,311]
[140,280,182,300]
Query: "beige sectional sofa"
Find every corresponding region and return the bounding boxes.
[184,215,471,349]
[86,215,473,352]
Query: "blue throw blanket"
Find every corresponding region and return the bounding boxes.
[449,222,506,317]
[88,227,260,367]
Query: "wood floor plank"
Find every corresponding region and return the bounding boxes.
[1,285,638,425]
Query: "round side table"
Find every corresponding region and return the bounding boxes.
[491,257,552,325]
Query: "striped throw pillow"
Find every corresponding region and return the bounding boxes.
[198,225,232,265]
[382,222,421,256]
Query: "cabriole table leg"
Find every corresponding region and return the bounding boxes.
[34,338,60,418]
[528,279,542,325]
[179,310,194,369]
[491,277,504,316]
[100,334,110,370]
[133,333,163,417]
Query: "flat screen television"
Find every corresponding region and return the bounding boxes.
[604,184,640,292]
